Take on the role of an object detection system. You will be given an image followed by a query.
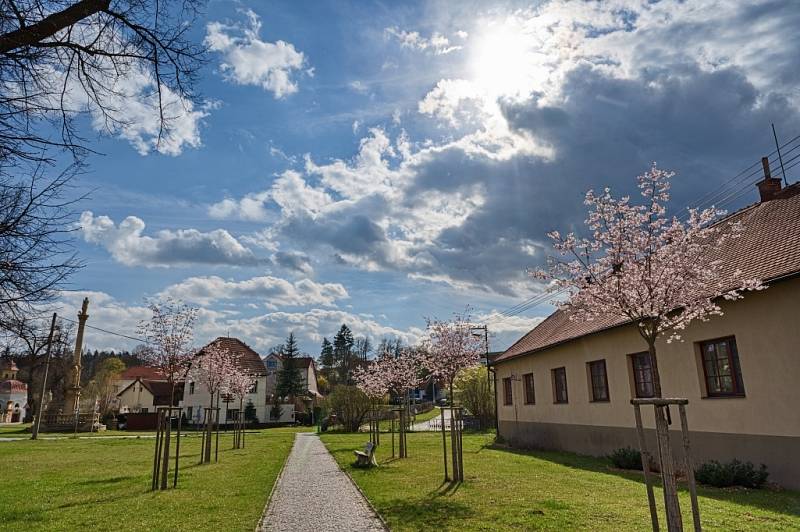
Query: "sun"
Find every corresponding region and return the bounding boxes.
[469,21,540,99]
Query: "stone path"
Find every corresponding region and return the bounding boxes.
[259,432,385,532]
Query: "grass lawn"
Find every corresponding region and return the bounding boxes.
[321,431,800,531]
[1,427,304,531]
[0,422,154,438]
[411,406,441,425]
[370,406,441,432]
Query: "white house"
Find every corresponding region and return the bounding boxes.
[116,377,182,414]
[183,337,281,424]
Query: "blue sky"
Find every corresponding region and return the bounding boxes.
[57,0,800,355]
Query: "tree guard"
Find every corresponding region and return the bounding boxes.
[200,406,221,464]
[631,398,701,532]
[151,406,182,490]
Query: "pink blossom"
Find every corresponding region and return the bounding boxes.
[421,309,484,390]
[189,342,236,398]
[534,164,765,395]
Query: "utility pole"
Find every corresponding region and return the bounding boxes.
[471,325,497,433]
[31,313,57,440]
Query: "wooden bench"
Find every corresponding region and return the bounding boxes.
[353,441,377,467]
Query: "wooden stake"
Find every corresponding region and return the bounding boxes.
[679,404,701,532]
[440,406,448,481]
[633,402,659,531]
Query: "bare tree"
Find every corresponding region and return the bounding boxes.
[4,314,74,419]
[0,0,206,168]
[0,164,82,331]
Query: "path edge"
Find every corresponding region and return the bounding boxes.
[255,431,297,532]
[320,435,391,532]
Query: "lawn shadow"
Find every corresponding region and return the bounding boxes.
[78,475,135,486]
[489,444,800,518]
[381,496,475,529]
[433,479,462,496]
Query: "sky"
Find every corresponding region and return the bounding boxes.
[53,0,800,356]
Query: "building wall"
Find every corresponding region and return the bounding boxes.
[181,375,269,424]
[494,277,800,488]
[117,381,156,413]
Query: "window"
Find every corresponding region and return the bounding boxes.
[700,337,745,397]
[631,352,655,398]
[552,367,568,404]
[502,377,513,405]
[141,408,149,413]
[267,359,278,369]
[186,406,193,420]
[249,381,258,393]
[523,373,535,404]
[226,408,239,421]
[588,360,610,402]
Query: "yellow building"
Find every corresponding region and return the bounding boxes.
[493,179,800,489]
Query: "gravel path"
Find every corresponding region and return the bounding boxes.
[259,432,385,532]
[411,407,451,431]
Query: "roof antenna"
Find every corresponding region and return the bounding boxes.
[772,123,789,186]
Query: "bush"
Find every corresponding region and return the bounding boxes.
[328,385,370,432]
[609,447,643,470]
[695,460,768,488]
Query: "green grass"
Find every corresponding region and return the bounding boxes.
[1,427,303,531]
[369,406,441,432]
[0,422,155,438]
[321,431,800,531]
[411,406,441,425]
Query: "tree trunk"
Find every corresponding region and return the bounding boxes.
[449,382,459,481]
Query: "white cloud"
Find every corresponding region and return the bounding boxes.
[56,289,421,355]
[159,275,348,307]
[220,308,423,353]
[80,211,261,267]
[385,27,462,55]
[208,191,272,222]
[418,79,485,126]
[206,10,307,98]
[349,80,368,93]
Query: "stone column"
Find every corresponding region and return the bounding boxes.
[63,298,89,413]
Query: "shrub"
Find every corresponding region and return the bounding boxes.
[695,460,768,488]
[328,385,370,432]
[609,447,643,470]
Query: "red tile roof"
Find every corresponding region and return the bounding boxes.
[496,185,800,365]
[0,379,27,393]
[121,366,165,380]
[199,337,267,375]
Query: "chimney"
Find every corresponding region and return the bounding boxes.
[757,157,782,202]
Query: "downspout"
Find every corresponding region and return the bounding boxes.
[489,363,499,438]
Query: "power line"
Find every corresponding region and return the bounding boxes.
[59,315,150,345]
[686,133,800,212]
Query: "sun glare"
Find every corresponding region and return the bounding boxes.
[470,23,538,99]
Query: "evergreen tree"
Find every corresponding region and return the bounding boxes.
[319,337,335,385]
[333,324,355,385]
[270,394,283,421]
[276,332,306,404]
[244,400,257,422]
